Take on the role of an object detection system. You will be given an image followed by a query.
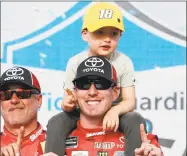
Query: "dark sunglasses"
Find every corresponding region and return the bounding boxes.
[74,79,115,90]
[0,89,40,101]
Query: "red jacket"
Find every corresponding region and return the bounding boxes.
[66,121,162,156]
[0,123,46,156]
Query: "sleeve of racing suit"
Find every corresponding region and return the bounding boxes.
[147,133,164,156]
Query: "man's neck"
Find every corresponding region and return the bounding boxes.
[4,119,38,137]
[80,115,103,129]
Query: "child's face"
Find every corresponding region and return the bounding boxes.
[82,27,121,57]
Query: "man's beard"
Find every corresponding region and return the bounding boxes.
[2,109,37,126]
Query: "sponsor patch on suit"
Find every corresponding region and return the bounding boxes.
[72,151,88,156]
[114,151,125,156]
[97,151,108,156]
[65,137,78,148]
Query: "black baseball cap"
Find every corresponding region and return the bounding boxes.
[0,66,41,93]
[73,56,117,84]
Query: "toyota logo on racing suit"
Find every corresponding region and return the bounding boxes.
[85,57,104,68]
[6,67,24,76]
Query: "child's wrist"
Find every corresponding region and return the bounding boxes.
[109,106,121,116]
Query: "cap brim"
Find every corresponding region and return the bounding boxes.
[0,80,40,92]
[73,74,115,84]
[87,22,124,32]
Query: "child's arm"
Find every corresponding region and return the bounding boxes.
[103,86,135,132]
[111,86,135,114]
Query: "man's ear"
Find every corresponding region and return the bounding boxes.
[73,88,78,100]
[37,94,42,108]
[112,86,120,101]
[73,88,79,108]
[82,29,88,42]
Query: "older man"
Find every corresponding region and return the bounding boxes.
[0,66,45,156]
[65,56,163,156]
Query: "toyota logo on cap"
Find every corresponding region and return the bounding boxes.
[85,57,104,67]
[6,67,24,76]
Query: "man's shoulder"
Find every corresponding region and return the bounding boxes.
[32,123,46,142]
[39,124,46,139]
[68,127,81,137]
[0,131,10,147]
[147,133,158,140]
[147,133,161,148]
[0,132,4,140]
[108,131,124,138]
[41,129,47,138]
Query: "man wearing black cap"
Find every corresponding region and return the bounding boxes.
[65,56,163,156]
[0,66,46,156]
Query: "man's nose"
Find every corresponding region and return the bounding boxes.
[88,83,98,96]
[10,93,20,104]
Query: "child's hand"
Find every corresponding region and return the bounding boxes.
[102,108,119,132]
[61,89,77,112]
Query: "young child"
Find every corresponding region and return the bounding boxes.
[45,2,146,156]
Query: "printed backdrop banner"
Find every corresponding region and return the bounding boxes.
[1,2,186,156]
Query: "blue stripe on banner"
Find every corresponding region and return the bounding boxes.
[2,2,186,71]
[1,1,91,64]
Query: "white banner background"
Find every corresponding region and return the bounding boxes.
[1,2,186,156]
